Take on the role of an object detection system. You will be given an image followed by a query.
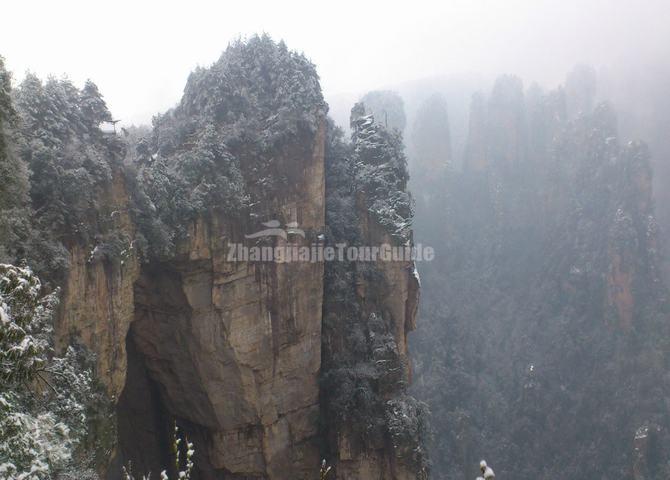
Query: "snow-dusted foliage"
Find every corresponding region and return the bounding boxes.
[350,103,413,241]
[0,264,102,480]
[0,393,72,480]
[178,34,325,143]
[130,34,326,259]
[385,394,430,473]
[0,348,111,480]
[0,57,31,269]
[0,264,56,383]
[7,73,121,280]
[321,116,427,476]
[0,60,117,479]
[411,74,670,479]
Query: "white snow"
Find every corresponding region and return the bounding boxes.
[412,264,421,287]
[0,303,9,325]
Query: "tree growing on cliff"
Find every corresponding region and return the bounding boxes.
[350,102,413,241]
[131,34,327,260]
[0,264,55,383]
[15,74,116,233]
[80,80,113,129]
[321,112,428,478]
[8,73,123,281]
[0,264,102,479]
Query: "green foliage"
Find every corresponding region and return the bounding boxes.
[3,73,124,282]
[351,103,413,241]
[0,392,73,480]
[80,80,113,128]
[0,264,105,479]
[324,119,358,242]
[321,116,427,473]
[0,264,56,384]
[0,57,32,267]
[386,395,431,477]
[88,231,135,266]
[15,74,117,242]
[0,58,27,210]
[177,124,246,212]
[130,35,325,259]
[180,34,325,142]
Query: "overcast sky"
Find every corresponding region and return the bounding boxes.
[2,0,669,126]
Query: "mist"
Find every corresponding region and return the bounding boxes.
[3,0,669,126]
[3,2,670,479]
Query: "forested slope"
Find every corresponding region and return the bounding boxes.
[409,74,670,479]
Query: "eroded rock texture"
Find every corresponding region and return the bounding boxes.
[55,168,141,399]
[319,111,428,480]
[52,38,424,480]
[121,122,326,479]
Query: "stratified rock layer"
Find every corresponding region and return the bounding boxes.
[56,120,338,479]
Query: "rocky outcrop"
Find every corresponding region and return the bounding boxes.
[332,210,421,480]
[117,121,326,479]
[319,111,427,480]
[55,169,141,400]
[55,119,424,480]
[53,37,424,480]
[333,219,422,480]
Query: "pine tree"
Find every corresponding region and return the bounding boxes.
[351,102,412,241]
[0,57,31,263]
[80,79,112,128]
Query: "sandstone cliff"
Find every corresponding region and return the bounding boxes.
[51,37,425,480]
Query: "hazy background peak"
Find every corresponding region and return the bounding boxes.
[3,0,669,126]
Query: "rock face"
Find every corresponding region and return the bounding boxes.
[55,121,422,479]
[55,168,141,400]
[333,216,421,480]
[118,121,326,479]
[318,111,427,480]
[59,124,327,478]
[52,37,424,480]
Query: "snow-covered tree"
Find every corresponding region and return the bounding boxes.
[9,73,122,280]
[0,58,31,265]
[0,264,56,384]
[80,80,112,128]
[0,394,73,480]
[132,34,325,259]
[0,264,102,479]
[351,102,413,241]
